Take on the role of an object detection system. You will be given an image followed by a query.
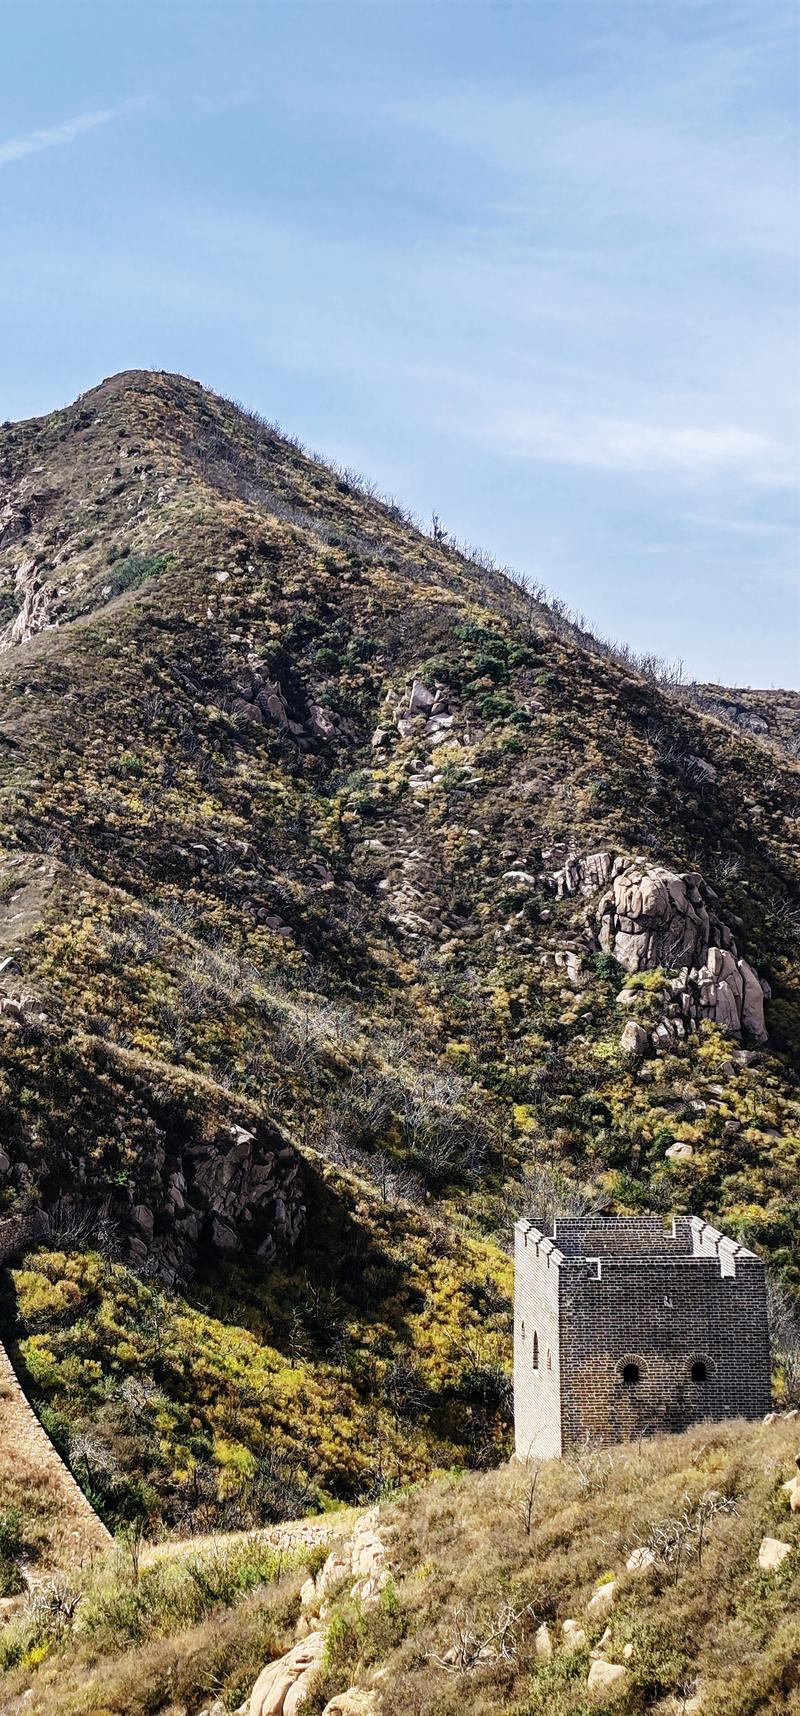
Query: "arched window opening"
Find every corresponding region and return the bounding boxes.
[691,1360,708,1383]
[532,1332,539,1372]
[621,1362,640,1386]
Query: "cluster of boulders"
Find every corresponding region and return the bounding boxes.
[0,984,47,1029]
[371,676,461,752]
[230,666,346,746]
[0,1105,304,1284]
[372,676,485,780]
[122,1118,304,1281]
[550,851,770,1048]
[242,1510,387,1716]
[534,1570,633,1702]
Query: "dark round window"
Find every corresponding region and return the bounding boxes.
[691,1360,708,1383]
[621,1362,640,1385]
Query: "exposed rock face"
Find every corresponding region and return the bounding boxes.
[230,666,348,747]
[0,557,53,650]
[600,863,714,972]
[553,852,769,1043]
[116,1118,304,1281]
[0,1088,304,1285]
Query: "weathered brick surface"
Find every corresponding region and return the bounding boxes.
[514,1215,771,1457]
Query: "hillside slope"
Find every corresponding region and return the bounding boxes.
[0,371,798,1545]
[0,1418,797,1716]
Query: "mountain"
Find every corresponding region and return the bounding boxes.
[0,369,798,1565]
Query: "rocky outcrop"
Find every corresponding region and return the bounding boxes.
[0,557,53,650]
[229,667,350,747]
[0,1071,304,1285]
[246,1510,388,1716]
[128,1119,305,1280]
[248,1630,325,1716]
[373,677,474,753]
[552,852,769,1043]
[301,1506,388,1610]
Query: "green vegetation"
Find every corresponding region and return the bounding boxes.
[0,1528,322,1713]
[0,371,797,1603]
[308,1418,800,1716]
[8,1207,509,1535]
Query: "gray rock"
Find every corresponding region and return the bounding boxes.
[620,1021,648,1057]
[408,677,435,715]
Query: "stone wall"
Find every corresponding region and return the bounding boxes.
[0,1211,112,1567]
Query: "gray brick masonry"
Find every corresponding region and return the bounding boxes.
[514,1214,771,1459]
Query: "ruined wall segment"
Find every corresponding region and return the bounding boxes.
[0,1211,112,1566]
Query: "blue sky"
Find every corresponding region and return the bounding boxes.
[1,1,798,686]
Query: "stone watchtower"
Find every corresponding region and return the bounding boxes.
[514,1215,771,1460]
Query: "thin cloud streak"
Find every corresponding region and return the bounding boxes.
[0,98,151,169]
[492,410,790,484]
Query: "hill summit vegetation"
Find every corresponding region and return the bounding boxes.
[0,372,798,1712]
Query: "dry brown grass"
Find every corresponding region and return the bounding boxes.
[312,1418,800,1716]
[0,1420,797,1715]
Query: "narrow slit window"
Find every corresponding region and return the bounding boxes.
[532,1331,539,1372]
[547,1348,552,1371]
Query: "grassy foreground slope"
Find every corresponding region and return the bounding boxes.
[0,1418,797,1716]
[0,371,798,1542]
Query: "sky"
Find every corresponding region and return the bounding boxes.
[1,1,798,687]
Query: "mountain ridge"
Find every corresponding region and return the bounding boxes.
[0,369,797,1559]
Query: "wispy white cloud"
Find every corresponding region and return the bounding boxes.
[492,411,789,483]
[0,98,151,169]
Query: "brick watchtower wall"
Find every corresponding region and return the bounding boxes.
[559,1251,771,1448]
[514,1215,772,1460]
[0,1212,112,1565]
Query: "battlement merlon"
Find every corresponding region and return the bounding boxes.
[514,1219,566,1270]
[516,1215,763,1279]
